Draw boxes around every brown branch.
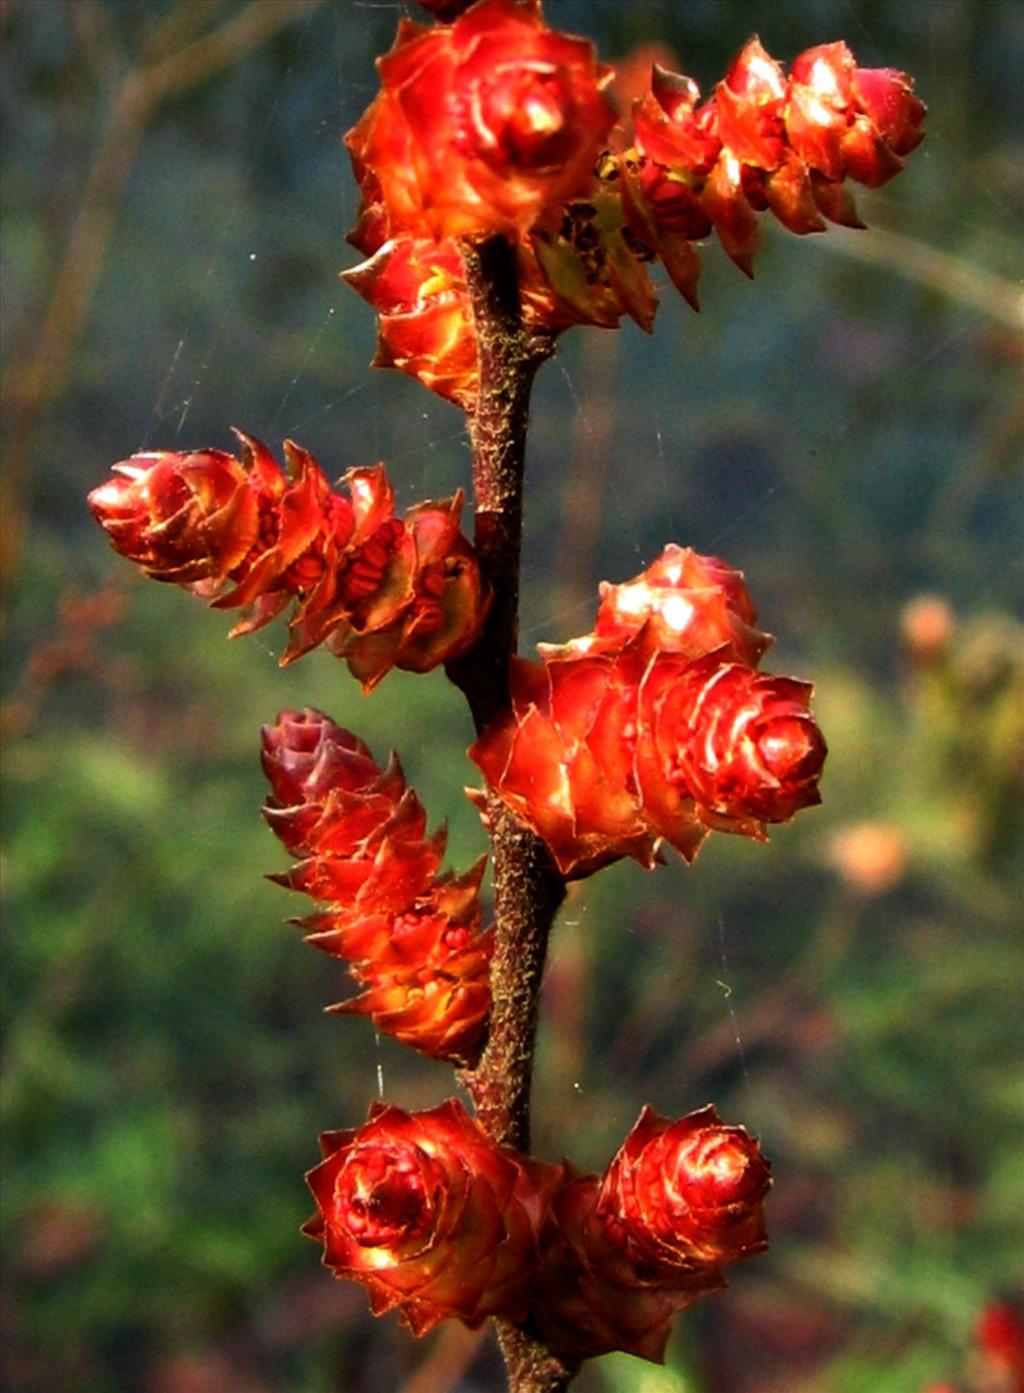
[447,236,574,1393]
[141,0,226,65]
[139,0,324,103]
[446,237,550,735]
[814,220,1024,332]
[396,1322,486,1393]
[492,1327,579,1393]
[0,0,20,38]
[450,234,564,1151]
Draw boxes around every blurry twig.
[556,330,619,622]
[142,0,228,63]
[67,0,126,88]
[0,0,325,592]
[0,581,132,742]
[925,374,1024,545]
[0,885,116,1126]
[605,891,860,1090]
[680,892,861,1085]
[814,222,1024,332]
[397,1322,487,1393]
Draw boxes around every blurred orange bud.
[902,594,955,661]
[977,1299,1024,1385]
[825,821,907,896]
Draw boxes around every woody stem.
[447,236,575,1393]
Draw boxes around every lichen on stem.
[447,235,574,1391]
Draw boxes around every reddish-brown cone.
[304,1099,560,1335]
[343,5,660,397]
[527,1170,720,1363]
[262,709,493,1065]
[599,1105,771,1270]
[343,190,660,410]
[343,238,479,409]
[529,1105,770,1362]
[527,187,660,336]
[622,34,924,293]
[347,0,616,243]
[657,652,826,835]
[541,544,770,665]
[469,546,825,878]
[343,31,921,392]
[89,434,488,688]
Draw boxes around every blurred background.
[2,1,1022,1391]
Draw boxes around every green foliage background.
[2,2,1021,1391]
